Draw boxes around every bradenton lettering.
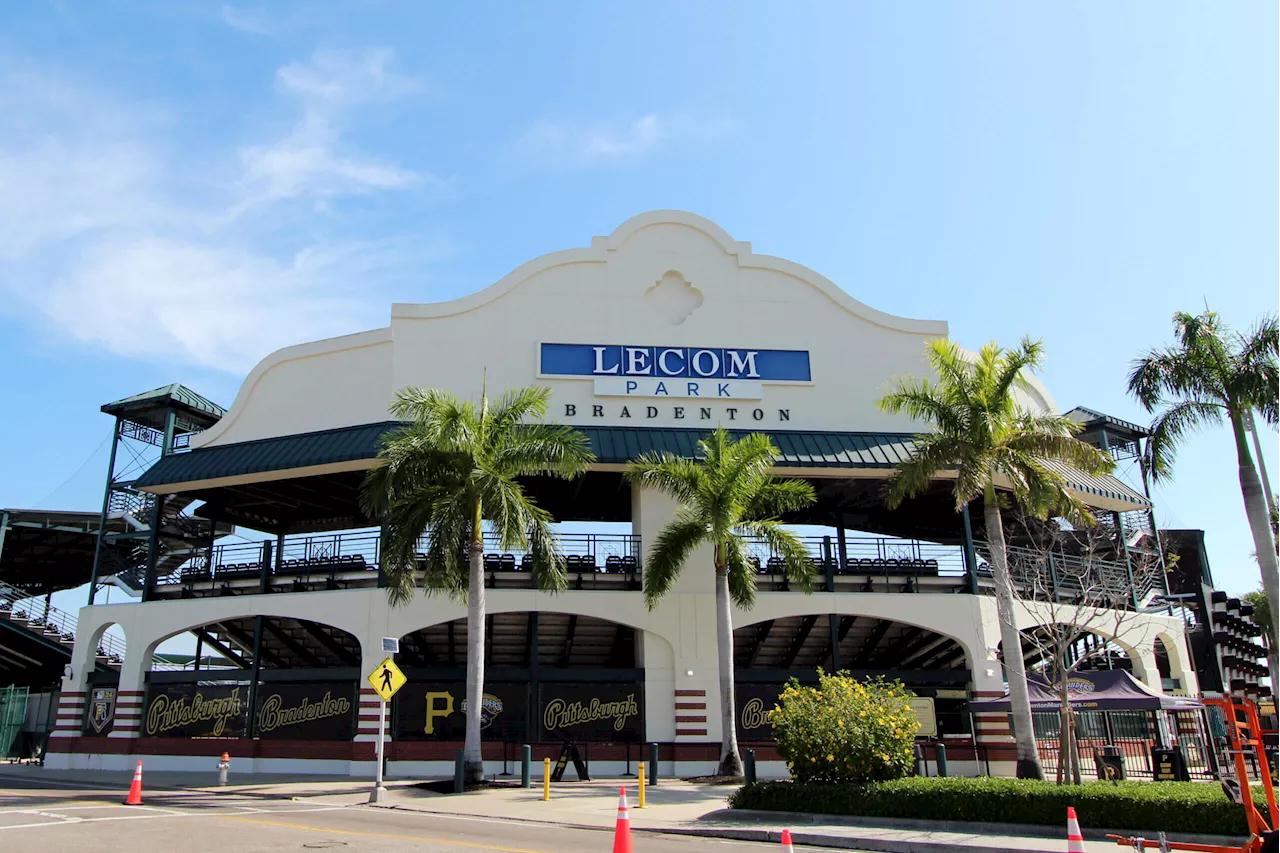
[146,689,244,737]
[257,691,351,733]
[543,694,639,732]
[739,697,769,730]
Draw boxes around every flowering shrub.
[768,670,918,783]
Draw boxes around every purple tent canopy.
[968,670,1202,713]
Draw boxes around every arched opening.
[392,612,644,749]
[733,614,972,741]
[138,617,361,741]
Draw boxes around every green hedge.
[728,777,1266,837]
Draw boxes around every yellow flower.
[837,720,844,727]
[827,754,834,762]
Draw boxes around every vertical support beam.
[836,523,849,575]
[529,612,541,742]
[1048,552,1059,600]
[1114,511,1138,608]
[259,539,275,595]
[822,536,835,593]
[0,511,8,593]
[194,632,202,673]
[376,525,388,588]
[246,616,264,738]
[1137,452,1172,604]
[206,509,218,572]
[89,419,122,606]
[828,613,841,671]
[961,504,980,594]
[141,494,167,602]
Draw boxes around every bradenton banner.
[145,685,247,738]
[256,684,355,740]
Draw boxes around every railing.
[154,529,644,589]
[0,582,181,672]
[1032,709,1215,781]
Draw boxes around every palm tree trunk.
[463,502,486,784]
[714,553,744,777]
[983,494,1045,780]
[1231,412,1280,650]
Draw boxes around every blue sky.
[1,1,1275,616]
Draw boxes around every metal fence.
[1031,709,1215,780]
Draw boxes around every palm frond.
[642,511,707,609]
[491,423,595,479]
[721,535,758,609]
[526,513,568,593]
[744,478,816,520]
[738,520,815,594]
[625,451,702,505]
[1144,399,1224,482]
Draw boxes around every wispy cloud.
[0,50,438,374]
[238,49,428,207]
[512,112,734,167]
[220,4,276,35]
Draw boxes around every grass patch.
[728,777,1266,837]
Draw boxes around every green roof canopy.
[101,384,225,432]
[133,422,1150,510]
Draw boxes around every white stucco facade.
[48,211,1191,778]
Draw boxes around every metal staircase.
[0,581,180,672]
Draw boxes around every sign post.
[366,652,406,804]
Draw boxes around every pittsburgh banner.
[143,684,249,738]
[540,683,643,742]
[735,683,783,741]
[255,683,356,740]
[394,683,528,742]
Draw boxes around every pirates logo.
[462,693,505,729]
[88,687,117,734]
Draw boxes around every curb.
[720,809,1247,848]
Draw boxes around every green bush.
[767,671,917,783]
[728,777,1266,837]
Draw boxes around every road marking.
[0,803,347,832]
[220,815,568,852]
[0,802,117,813]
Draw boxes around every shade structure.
[968,670,1202,713]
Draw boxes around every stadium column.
[356,628,392,776]
[631,484,718,752]
[970,596,1015,772]
[107,633,152,740]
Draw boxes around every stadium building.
[35,210,1210,778]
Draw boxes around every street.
[0,777,784,852]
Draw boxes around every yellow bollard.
[542,757,551,801]
[637,762,646,808]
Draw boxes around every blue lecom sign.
[540,344,811,381]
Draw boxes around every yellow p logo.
[424,691,455,735]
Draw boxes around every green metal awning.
[133,422,1150,510]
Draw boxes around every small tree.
[878,337,1114,779]
[768,671,918,783]
[1004,522,1162,785]
[627,427,817,776]
[360,385,594,783]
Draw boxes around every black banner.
[540,683,643,742]
[394,683,528,741]
[735,683,782,741]
[143,684,249,738]
[255,683,356,740]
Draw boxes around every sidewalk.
[0,765,1244,853]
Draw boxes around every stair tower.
[88,385,227,604]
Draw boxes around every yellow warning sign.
[367,657,406,702]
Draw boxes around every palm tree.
[878,338,1113,780]
[1128,311,1279,650]
[360,384,594,783]
[626,428,817,777]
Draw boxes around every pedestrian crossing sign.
[368,657,406,702]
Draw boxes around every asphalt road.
[0,777,784,852]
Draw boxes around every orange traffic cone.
[780,828,795,851]
[123,760,144,806]
[612,786,633,853]
[1066,806,1086,852]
